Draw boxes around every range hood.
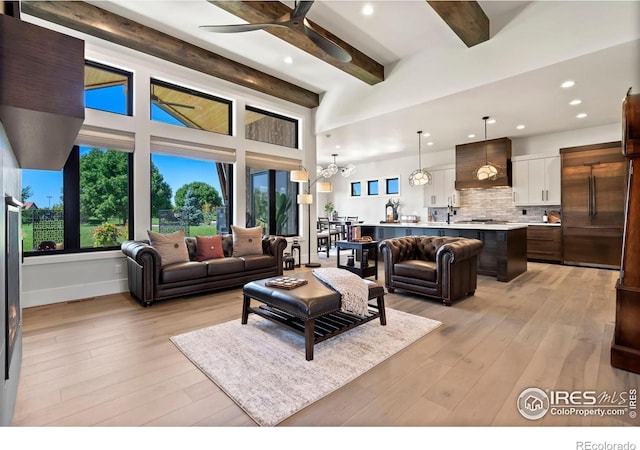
[455,137,512,189]
[0,13,84,170]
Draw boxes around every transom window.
[245,105,298,149]
[84,60,132,116]
[150,78,232,135]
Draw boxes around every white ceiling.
[86,0,640,165]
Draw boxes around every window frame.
[247,168,300,237]
[22,145,134,257]
[84,60,133,116]
[245,105,299,149]
[150,78,233,135]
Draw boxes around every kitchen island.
[360,222,528,282]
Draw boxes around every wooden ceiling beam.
[427,1,489,48]
[208,1,384,86]
[21,1,320,108]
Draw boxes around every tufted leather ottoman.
[242,271,386,360]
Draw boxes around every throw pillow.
[147,229,190,266]
[231,225,263,257]
[195,235,225,261]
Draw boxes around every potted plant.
[324,202,334,217]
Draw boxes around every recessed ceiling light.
[427,142,434,146]
[562,80,575,88]
[576,113,587,119]
[487,119,496,124]
[516,124,525,130]
[422,132,431,137]
[468,134,476,138]
[569,99,582,106]
[284,56,293,64]
[335,145,341,149]
[362,4,374,16]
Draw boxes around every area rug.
[170,308,442,426]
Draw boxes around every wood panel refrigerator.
[560,141,627,268]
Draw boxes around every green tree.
[175,182,222,210]
[21,186,33,202]
[178,189,204,226]
[151,162,172,216]
[80,148,129,223]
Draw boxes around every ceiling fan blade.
[302,19,352,62]
[200,23,283,33]
[151,95,198,110]
[291,1,314,20]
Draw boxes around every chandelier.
[317,153,356,178]
[408,130,432,187]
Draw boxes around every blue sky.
[22,85,222,208]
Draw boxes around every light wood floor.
[12,258,640,427]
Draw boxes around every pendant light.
[474,116,501,181]
[408,130,432,187]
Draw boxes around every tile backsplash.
[428,187,560,223]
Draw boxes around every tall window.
[22,146,133,254]
[247,169,298,236]
[84,60,132,115]
[150,78,232,135]
[245,106,298,149]
[150,153,231,237]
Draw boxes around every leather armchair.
[379,236,483,306]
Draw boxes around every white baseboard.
[22,278,129,309]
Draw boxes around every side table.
[336,240,378,279]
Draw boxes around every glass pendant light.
[409,130,432,187]
[475,116,501,181]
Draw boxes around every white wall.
[20,16,317,308]
[511,123,620,157]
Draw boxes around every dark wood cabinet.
[455,137,512,189]
[612,89,640,374]
[527,225,562,262]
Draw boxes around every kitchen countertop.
[363,222,529,231]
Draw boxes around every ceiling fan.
[200,1,352,63]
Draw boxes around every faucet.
[447,197,452,224]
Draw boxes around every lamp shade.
[409,168,432,186]
[297,193,313,204]
[290,169,309,183]
[317,181,332,192]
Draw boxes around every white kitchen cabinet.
[512,155,561,206]
[423,167,459,207]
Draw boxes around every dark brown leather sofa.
[379,235,484,306]
[121,235,287,307]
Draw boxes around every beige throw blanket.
[313,268,369,317]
